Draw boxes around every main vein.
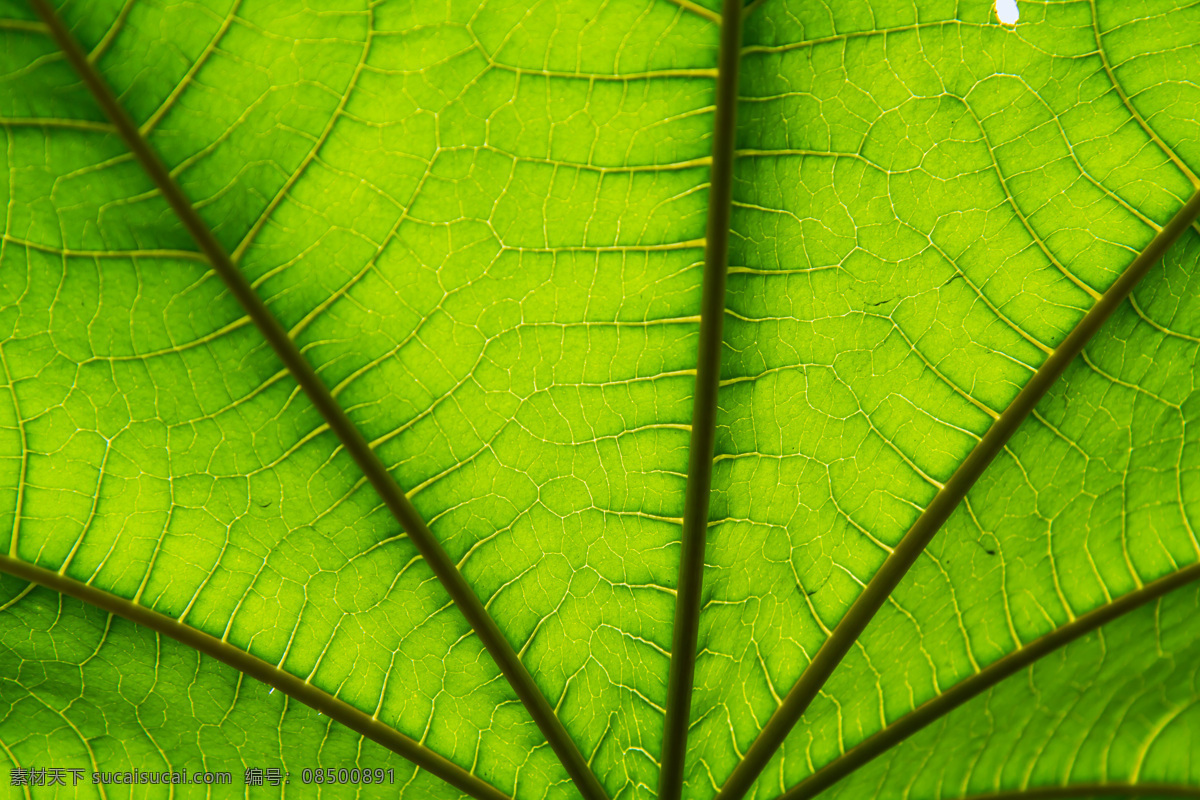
[780,561,1200,800]
[26,2,608,798]
[657,1,744,798]
[0,555,511,800]
[714,185,1200,800]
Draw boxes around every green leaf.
[815,581,1200,800]
[0,575,470,800]
[1,0,1200,799]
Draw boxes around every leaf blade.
[815,581,1200,800]
[24,3,610,795]
[697,2,1200,796]
[781,561,1200,800]
[714,186,1200,800]
[0,555,511,800]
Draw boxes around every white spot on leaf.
[995,0,1019,25]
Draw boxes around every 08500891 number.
[300,768,395,785]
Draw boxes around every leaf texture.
[693,1,1200,797]
[2,0,1200,798]
[815,581,1200,800]
[1,0,722,795]
[0,575,473,800]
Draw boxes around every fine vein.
[657,1,743,798]
[0,555,511,800]
[26,2,608,798]
[780,562,1200,800]
[714,185,1200,800]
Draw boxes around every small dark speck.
[259,500,272,508]
[801,574,831,596]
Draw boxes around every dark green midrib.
[714,186,1200,800]
[26,3,608,800]
[781,561,1200,800]
[657,1,743,799]
[0,555,510,800]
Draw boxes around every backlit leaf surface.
[0,0,1197,798]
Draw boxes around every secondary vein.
[25,2,609,798]
[657,1,744,798]
[712,185,1200,800]
[778,561,1200,800]
[0,555,512,800]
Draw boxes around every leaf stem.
[657,0,744,797]
[0,555,511,800]
[714,185,1200,800]
[780,561,1200,800]
[26,2,608,798]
